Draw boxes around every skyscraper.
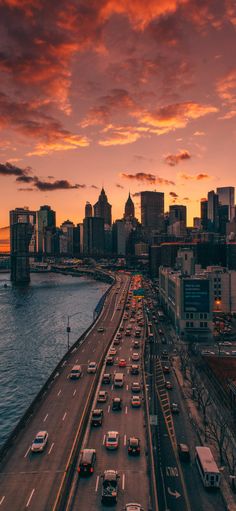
[207,191,219,232]
[85,201,92,218]
[168,205,187,236]
[200,199,208,231]
[83,217,105,256]
[36,205,56,254]
[216,187,235,221]
[124,192,135,220]
[94,188,112,226]
[141,191,164,232]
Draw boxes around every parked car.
[31,431,48,453]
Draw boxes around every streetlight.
[66,311,81,351]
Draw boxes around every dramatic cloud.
[169,191,178,197]
[33,179,86,191]
[217,69,236,105]
[179,172,211,181]
[0,162,31,177]
[164,149,191,166]
[121,172,175,185]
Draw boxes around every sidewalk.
[173,356,236,511]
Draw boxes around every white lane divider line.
[103,435,106,445]
[26,489,35,508]
[122,473,125,490]
[126,384,129,391]
[76,359,78,363]
[125,406,128,415]
[24,447,30,458]
[108,405,110,413]
[61,361,67,367]
[73,390,77,396]
[111,384,114,390]
[124,434,127,446]
[43,413,48,422]
[62,412,67,421]
[0,497,5,506]
[95,476,99,493]
[48,442,54,455]
[57,389,61,397]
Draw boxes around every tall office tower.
[168,205,187,236]
[85,201,92,218]
[83,217,105,256]
[124,192,135,220]
[112,220,126,256]
[60,220,75,255]
[200,199,208,231]
[36,205,56,254]
[216,187,235,221]
[93,188,112,226]
[207,191,219,232]
[10,207,35,283]
[219,205,229,235]
[141,191,164,232]
[193,217,201,229]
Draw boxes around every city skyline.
[0,1,236,232]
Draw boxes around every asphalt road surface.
[0,273,130,511]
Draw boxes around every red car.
[118,358,127,367]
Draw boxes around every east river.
[0,272,109,446]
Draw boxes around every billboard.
[183,280,209,313]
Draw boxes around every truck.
[101,470,119,504]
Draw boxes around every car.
[113,337,121,345]
[120,324,124,331]
[101,470,119,504]
[165,380,173,390]
[131,395,141,408]
[127,437,140,456]
[87,361,97,374]
[178,443,190,462]
[119,358,127,367]
[91,409,103,426]
[171,402,180,414]
[161,350,168,359]
[132,352,140,361]
[105,431,119,450]
[125,329,131,336]
[97,390,108,403]
[97,326,105,332]
[123,504,144,511]
[158,329,163,335]
[116,332,122,339]
[31,431,48,452]
[133,340,140,349]
[163,364,171,373]
[78,448,96,476]
[106,356,114,366]
[69,365,82,379]
[112,397,122,411]
[130,364,140,375]
[102,373,111,384]
[109,347,117,356]
[131,382,141,393]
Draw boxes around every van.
[69,365,82,379]
[114,373,124,388]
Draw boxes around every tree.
[223,437,236,492]
[206,413,228,465]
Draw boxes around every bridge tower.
[10,208,35,283]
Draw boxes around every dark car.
[91,409,103,426]
[128,437,140,456]
[102,373,111,384]
[112,397,122,411]
[101,470,119,504]
[106,356,114,366]
[178,443,190,461]
[78,448,96,476]
[130,364,140,375]
[161,350,168,360]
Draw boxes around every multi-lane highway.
[68,279,150,510]
[0,273,130,511]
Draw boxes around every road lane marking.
[0,497,5,506]
[57,389,61,397]
[125,406,128,414]
[61,361,67,367]
[111,384,114,390]
[24,447,30,458]
[126,384,129,390]
[62,412,67,421]
[76,359,78,363]
[82,348,85,352]
[124,435,127,446]
[108,405,110,413]
[103,435,106,445]
[26,489,35,508]
[73,390,77,396]
[95,476,99,493]
[122,473,125,490]
[43,413,48,422]
[48,442,54,455]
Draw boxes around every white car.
[132,352,140,361]
[109,348,117,356]
[31,431,48,452]
[124,505,144,511]
[105,431,119,450]
[87,362,97,374]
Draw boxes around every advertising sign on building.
[184,279,209,313]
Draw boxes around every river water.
[0,272,109,446]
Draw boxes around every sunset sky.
[0,0,236,244]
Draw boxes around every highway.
[68,278,150,510]
[0,273,130,511]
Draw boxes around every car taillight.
[90,467,94,473]
[77,467,80,473]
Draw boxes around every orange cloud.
[179,172,211,181]
[217,69,236,105]
[120,172,175,185]
[164,149,191,166]
[99,130,141,146]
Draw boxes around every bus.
[157,310,165,321]
[195,446,221,489]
